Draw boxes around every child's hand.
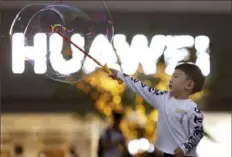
[108,72,117,80]
[101,65,123,84]
[174,147,185,157]
[107,68,123,84]
[108,72,123,84]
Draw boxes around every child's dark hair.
[175,63,205,94]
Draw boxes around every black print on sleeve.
[194,115,203,123]
[184,128,203,152]
[154,89,168,95]
[123,73,129,77]
[148,87,168,95]
[185,136,196,149]
[141,82,147,88]
[154,89,161,95]
[194,106,201,113]
[149,87,155,92]
[184,143,191,151]
[123,74,168,96]
[130,77,139,83]
[182,108,204,153]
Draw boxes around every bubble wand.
[51,28,122,84]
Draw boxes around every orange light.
[113,95,121,104]
[103,107,112,116]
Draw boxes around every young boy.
[109,63,205,157]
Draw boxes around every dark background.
[1,10,232,112]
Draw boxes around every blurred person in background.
[97,111,129,157]
[69,146,80,157]
[14,145,24,157]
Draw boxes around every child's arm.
[178,106,204,155]
[110,70,168,110]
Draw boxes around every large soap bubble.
[10,1,114,83]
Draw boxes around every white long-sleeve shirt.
[116,72,204,156]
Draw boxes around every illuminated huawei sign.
[11,33,210,76]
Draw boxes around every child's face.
[169,69,194,94]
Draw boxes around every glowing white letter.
[12,33,47,74]
[164,35,194,75]
[83,34,118,74]
[195,36,210,76]
[49,33,85,75]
